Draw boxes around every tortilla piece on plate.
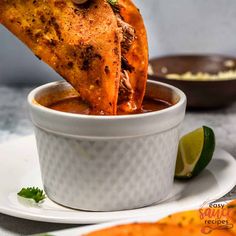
[85,222,233,236]
[86,200,236,235]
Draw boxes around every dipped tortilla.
[0,0,148,115]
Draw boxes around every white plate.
[0,136,235,224]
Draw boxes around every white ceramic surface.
[28,81,186,211]
[0,136,235,224]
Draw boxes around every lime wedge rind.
[191,126,215,177]
[175,126,215,179]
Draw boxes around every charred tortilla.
[117,0,148,111]
[0,0,148,115]
[86,200,236,235]
[85,222,233,236]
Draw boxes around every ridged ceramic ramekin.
[28,80,186,211]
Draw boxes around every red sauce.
[47,97,172,115]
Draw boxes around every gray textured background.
[1,0,236,85]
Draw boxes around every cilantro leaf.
[17,187,46,203]
[107,0,118,6]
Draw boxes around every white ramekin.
[28,80,186,211]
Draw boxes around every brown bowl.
[149,54,236,109]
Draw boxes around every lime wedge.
[175,126,215,179]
